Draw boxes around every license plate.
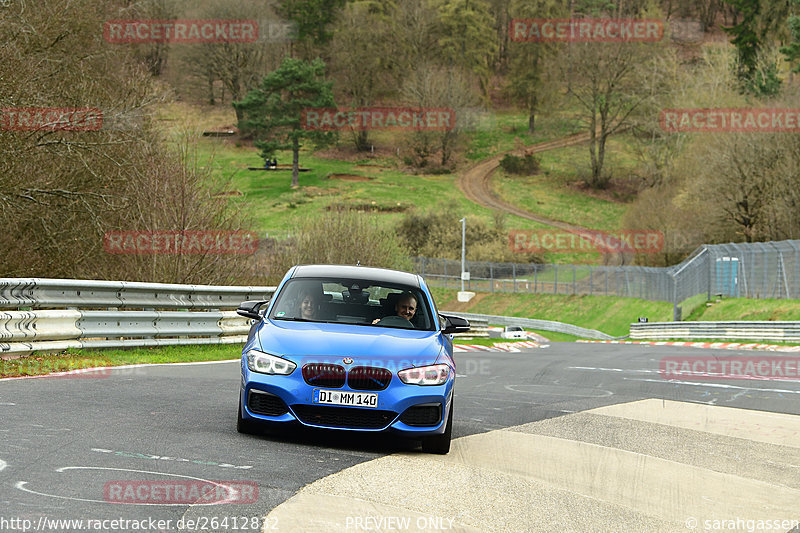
[313,389,378,408]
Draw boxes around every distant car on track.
[236,264,470,454]
[501,326,527,339]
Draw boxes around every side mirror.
[440,314,470,334]
[237,299,270,320]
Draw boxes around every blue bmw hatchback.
[236,264,470,454]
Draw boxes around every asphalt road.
[1,344,798,533]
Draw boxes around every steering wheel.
[376,315,414,328]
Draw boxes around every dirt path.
[457,131,594,232]
[457,131,632,265]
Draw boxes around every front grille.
[303,364,346,388]
[292,405,397,429]
[399,404,442,427]
[347,366,392,391]
[248,390,289,416]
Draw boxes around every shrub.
[500,154,541,175]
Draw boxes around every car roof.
[291,264,421,288]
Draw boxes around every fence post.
[793,241,800,299]
[513,263,517,292]
[490,264,494,293]
[672,273,681,321]
[707,246,712,301]
[572,265,576,295]
[554,264,558,295]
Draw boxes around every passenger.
[297,288,319,320]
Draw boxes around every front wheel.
[421,402,453,454]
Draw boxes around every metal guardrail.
[1,309,254,356]
[444,311,613,340]
[0,278,275,356]
[630,321,800,342]
[0,278,276,310]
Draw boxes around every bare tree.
[329,1,399,151]
[561,34,672,188]
[0,0,255,283]
[402,64,480,167]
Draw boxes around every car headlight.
[246,350,296,375]
[398,364,450,386]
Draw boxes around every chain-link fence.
[413,240,800,320]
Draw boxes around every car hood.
[257,319,443,364]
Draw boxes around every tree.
[506,0,565,133]
[275,0,346,57]
[176,0,287,119]
[561,38,672,188]
[119,0,178,76]
[0,0,252,283]
[402,65,480,167]
[329,1,399,151]
[781,0,800,74]
[234,57,336,188]
[433,0,499,98]
[689,133,785,242]
[723,0,790,95]
[392,0,440,71]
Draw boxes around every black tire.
[422,402,453,454]
[237,394,259,435]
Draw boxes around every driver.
[394,293,417,322]
[373,292,417,324]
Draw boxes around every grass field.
[157,103,631,255]
[465,111,581,161]
[431,287,673,337]
[0,344,240,379]
[686,297,800,321]
[494,141,635,232]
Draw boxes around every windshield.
[268,277,435,331]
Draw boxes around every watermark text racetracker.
[509,229,664,254]
[103,231,258,255]
[660,108,800,132]
[301,107,455,132]
[1,108,103,132]
[104,480,258,504]
[661,356,800,381]
[103,19,258,43]
[510,18,663,42]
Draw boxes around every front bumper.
[240,363,453,436]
